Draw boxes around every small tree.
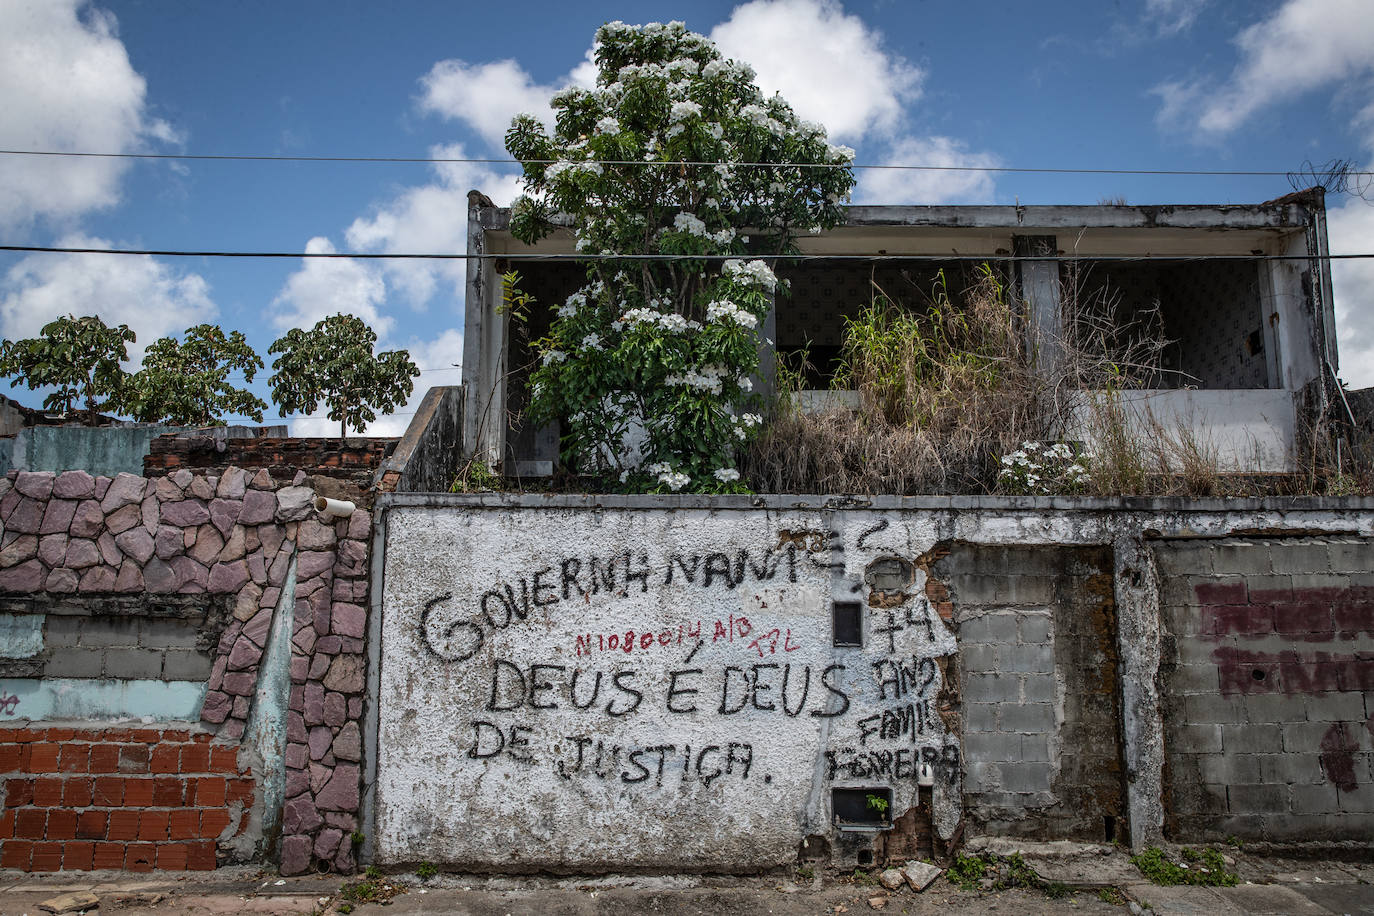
[268,314,419,437]
[505,20,855,492]
[125,324,268,426]
[0,314,135,423]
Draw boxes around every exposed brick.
[150,744,180,774]
[153,776,185,807]
[180,744,210,773]
[63,840,94,870]
[123,778,155,807]
[124,841,157,872]
[27,743,60,772]
[33,776,63,806]
[30,841,63,871]
[44,728,75,741]
[47,811,79,842]
[157,842,189,871]
[93,841,125,869]
[0,810,12,838]
[58,744,90,774]
[209,745,239,774]
[0,743,21,773]
[168,808,199,840]
[130,728,164,744]
[200,808,232,839]
[107,809,139,842]
[186,839,217,870]
[76,810,107,840]
[1,838,32,869]
[89,744,121,773]
[138,810,169,842]
[119,743,151,773]
[62,778,92,808]
[5,777,33,806]
[93,775,124,806]
[226,778,253,806]
[193,776,226,807]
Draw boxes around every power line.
[2,244,1371,263]
[2,147,1370,178]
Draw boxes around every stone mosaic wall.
[0,468,372,875]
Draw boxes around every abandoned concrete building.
[0,190,1371,877]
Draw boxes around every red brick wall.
[0,725,253,872]
[144,436,394,486]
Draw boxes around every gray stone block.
[977,612,1019,642]
[1227,782,1288,814]
[1153,540,1214,577]
[1289,782,1339,814]
[162,648,211,680]
[42,615,83,648]
[1001,702,1056,733]
[999,762,1053,793]
[1211,541,1271,576]
[1017,612,1052,644]
[1021,674,1057,704]
[1304,692,1367,722]
[78,617,140,647]
[1327,539,1373,574]
[963,672,1017,704]
[963,761,1001,791]
[997,575,1054,607]
[1184,693,1247,725]
[1221,723,1283,754]
[963,732,1019,760]
[1287,572,1349,593]
[1019,735,1052,762]
[950,573,1003,605]
[1282,721,1339,753]
[1201,752,1261,784]
[139,617,200,649]
[1170,722,1223,754]
[1337,783,1374,813]
[1242,693,1309,725]
[102,647,164,679]
[1005,644,1054,675]
[1259,752,1325,786]
[1168,664,1220,694]
[1269,543,1337,575]
[43,647,103,678]
[963,702,1000,734]
[959,644,997,674]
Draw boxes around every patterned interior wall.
[1066,260,1268,390]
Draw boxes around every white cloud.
[1154,0,1374,137]
[0,0,176,233]
[344,144,522,309]
[288,327,464,437]
[1328,197,1374,389]
[854,136,999,205]
[710,0,922,142]
[418,58,559,148]
[269,237,390,336]
[0,234,215,364]
[1143,0,1207,37]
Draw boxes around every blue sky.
[2,0,1372,433]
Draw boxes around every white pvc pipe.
[313,496,356,518]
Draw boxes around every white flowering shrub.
[997,441,1093,495]
[505,20,855,493]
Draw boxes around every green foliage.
[364,865,382,880]
[506,20,855,492]
[946,853,989,890]
[864,793,889,818]
[1130,846,1238,887]
[415,861,437,881]
[124,324,267,426]
[350,830,365,846]
[268,314,419,437]
[451,458,502,492]
[0,314,135,422]
[1098,886,1128,905]
[337,904,353,915]
[795,864,814,882]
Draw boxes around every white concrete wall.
[376,506,960,870]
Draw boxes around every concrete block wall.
[0,467,375,874]
[936,544,1125,840]
[0,725,251,871]
[1157,536,1374,841]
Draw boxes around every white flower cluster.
[559,291,587,318]
[672,212,735,245]
[621,308,700,333]
[723,259,778,292]
[669,100,702,122]
[706,299,758,329]
[646,462,690,491]
[581,333,602,350]
[827,143,856,162]
[542,349,567,366]
[998,441,1091,495]
[713,468,740,483]
[595,116,620,134]
[739,103,788,136]
[665,364,729,394]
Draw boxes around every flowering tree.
[505,20,855,492]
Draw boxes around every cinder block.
[1168,664,1220,694]
[42,616,83,648]
[997,576,1054,607]
[78,618,140,648]
[1221,723,1283,755]
[1203,753,1261,784]
[959,644,997,674]
[999,762,1053,793]
[1005,644,1054,675]
[1019,735,1052,762]
[1183,693,1247,725]
[1290,782,1339,814]
[1227,782,1288,814]
[1017,612,1052,644]
[162,649,211,681]
[981,612,1019,642]
[138,618,199,649]
[1021,674,1058,704]
[1242,693,1309,726]
[1259,752,1325,786]
[963,732,1019,760]
[963,702,1000,733]
[956,615,993,642]
[1286,573,1349,594]
[950,573,1004,605]
[42,648,103,679]
[1153,540,1215,577]
[1337,783,1374,813]
[102,648,164,679]
[1173,638,1224,667]
[1282,721,1339,753]
[1210,541,1271,577]
[1304,692,1367,723]
[1170,723,1223,754]
[963,761,1001,791]
[1001,702,1056,733]
[964,673,1017,704]
[1327,540,1373,574]
[1270,543,1338,575]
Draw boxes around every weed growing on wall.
[1130,846,1238,887]
[505,20,855,493]
[997,441,1092,495]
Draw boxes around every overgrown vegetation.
[945,852,1072,898]
[1130,846,1238,887]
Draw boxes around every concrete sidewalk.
[0,853,1369,916]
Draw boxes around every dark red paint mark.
[1319,723,1359,792]
[1212,647,1374,696]
[1198,584,1373,640]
